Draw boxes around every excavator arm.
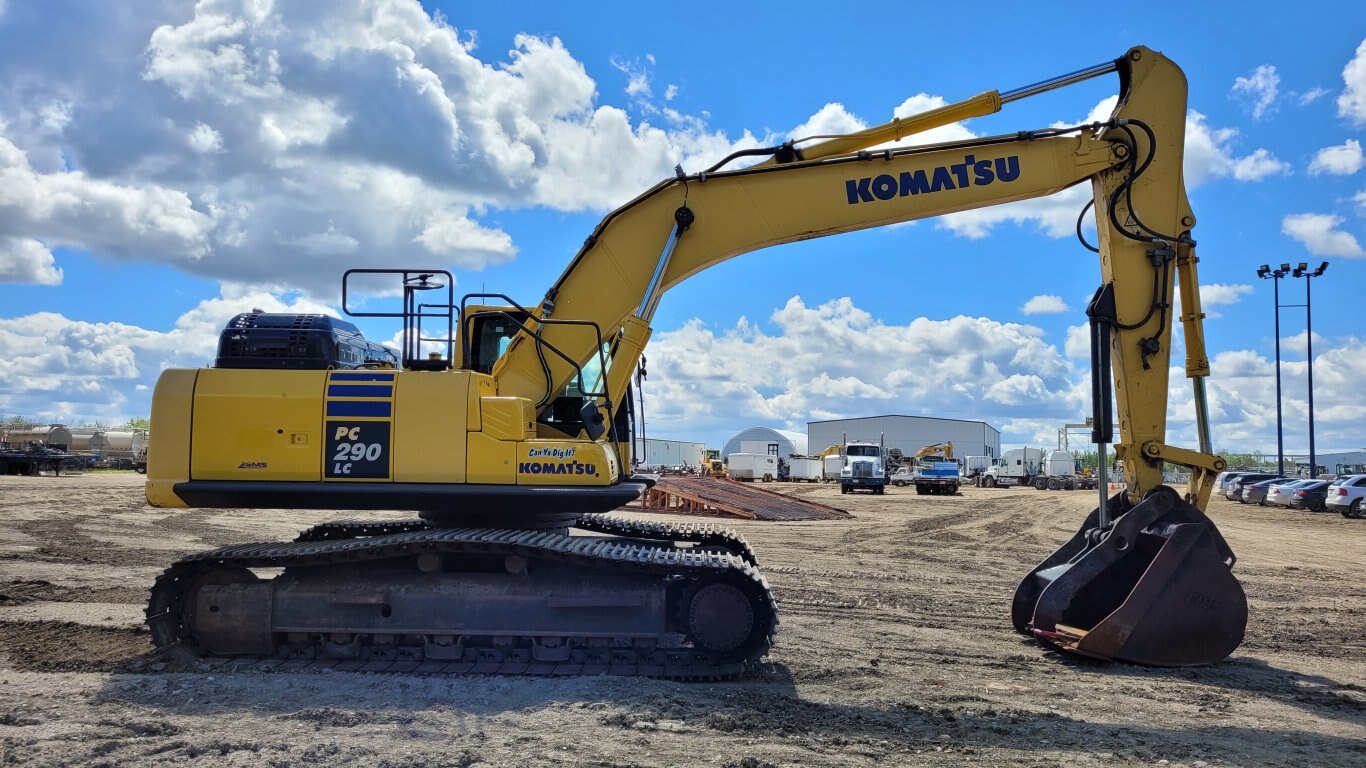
[494,46,1217,507]
[488,46,1247,665]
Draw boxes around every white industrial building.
[807,415,1001,460]
[721,427,808,460]
[637,438,707,470]
[1285,449,1366,476]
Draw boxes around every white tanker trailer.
[0,424,74,450]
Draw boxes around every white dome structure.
[721,427,808,460]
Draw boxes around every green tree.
[1213,448,1272,471]
[121,416,151,430]
[1071,449,1099,471]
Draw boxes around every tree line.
[1,414,150,431]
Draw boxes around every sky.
[0,0,1363,457]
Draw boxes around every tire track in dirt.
[12,519,172,566]
[0,580,147,606]
[0,620,154,672]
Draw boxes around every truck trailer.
[781,456,822,482]
[727,453,778,482]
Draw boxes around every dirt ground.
[0,474,1362,767]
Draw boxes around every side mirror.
[580,400,606,441]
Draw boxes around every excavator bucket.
[1012,486,1246,666]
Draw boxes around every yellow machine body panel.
[146,369,197,508]
[479,397,536,442]
[391,371,468,484]
[168,367,623,491]
[515,441,615,486]
[191,369,325,481]
[465,431,518,485]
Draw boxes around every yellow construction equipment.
[701,448,726,478]
[145,46,1244,674]
[914,441,954,462]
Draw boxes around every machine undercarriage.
[146,515,776,679]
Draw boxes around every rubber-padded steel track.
[148,517,775,680]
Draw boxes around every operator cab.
[338,269,630,445]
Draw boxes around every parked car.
[1240,475,1289,505]
[1325,474,1366,518]
[1240,477,1290,505]
[1217,471,1259,498]
[1225,473,1281,502]
[1287,480,1331,512]
[1264,479,1313,507]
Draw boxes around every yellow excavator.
[915,441,954,462]
[145,46,1245,674]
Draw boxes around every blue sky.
[0,0,1363,456]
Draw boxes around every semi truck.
[1032,450,1098,491]
[980,448,1045,488]
[839,439,885,495]
[980,448,1096,490]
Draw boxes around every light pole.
[1256,263,1291,475]
[1292,261,1328,478]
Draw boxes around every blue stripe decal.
[326,384,393,398]
[326,400,393,418]
[329,372,396,381]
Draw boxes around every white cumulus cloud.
[1183,111,1289,186]
[1230,64,1280,119]
[0,237,62,285]
[1281,213,1365,258]
[1338,37,1366,126]
[639,295,1079,442]
[0,2,763,294]
[1308,139,1364,175]
[0,132,214,271]
[1021,295,1069,315]
[789,103,866,140]
[0,283,336,423]
[1173,282,1253,320]
[187,122,225,154]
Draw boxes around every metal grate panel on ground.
[638,476,851,521]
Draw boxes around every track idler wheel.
[681,576,772,659]
[1012,486,1247,666]
[148,566,264,661]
